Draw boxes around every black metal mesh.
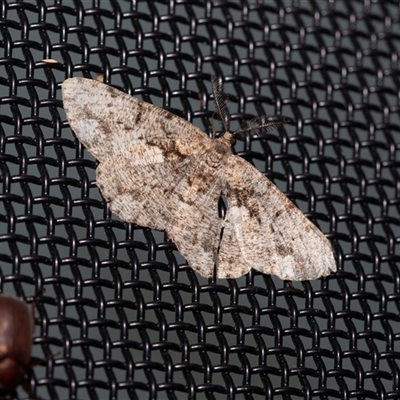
[0,1,399,399]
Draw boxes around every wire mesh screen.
[0,0,399,399]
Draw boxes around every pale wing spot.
[71,119,100,143]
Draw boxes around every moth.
[62,77,336,280]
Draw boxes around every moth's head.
[219,130,235,146]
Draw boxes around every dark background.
[0,1,399,399]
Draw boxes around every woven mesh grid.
[0,0,399,399]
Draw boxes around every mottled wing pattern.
[62,78,209,162]
[62,78,212,232]
[218,155,336,280]
[95,157,193,231]
[63,78,336,281]
[165,152,225,277]
[96,151,224,277]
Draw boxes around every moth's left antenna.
[211,75,231,134]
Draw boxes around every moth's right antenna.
[233,115,293,137]
[211,75,230,135]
